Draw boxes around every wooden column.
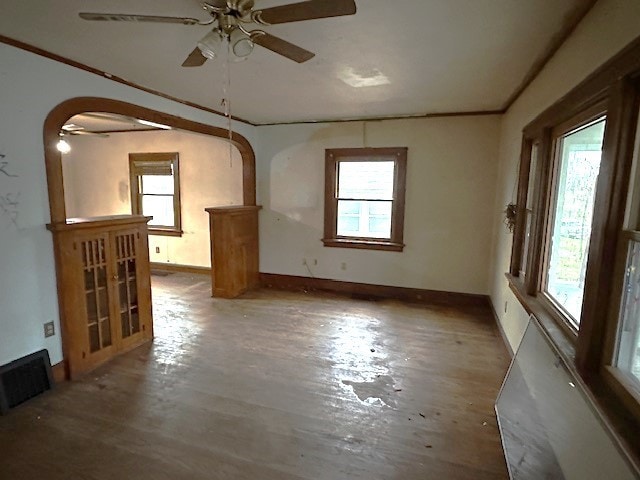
[205,206,261,298]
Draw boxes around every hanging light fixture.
[229,28,254,60]
[56,133,71,154]
[197,29,223,59]
[196,6,258,64]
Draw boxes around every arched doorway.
[43,96,256,223]
[44,97,257,379]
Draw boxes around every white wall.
[62,130,243,268]
[489,0,640,350]
[0,42,257,366]
[256,116,501,294]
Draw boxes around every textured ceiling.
[0,0,589,124]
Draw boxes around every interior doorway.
[43,97,257,379]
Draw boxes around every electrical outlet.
[44,321,55,338]
[155,246,160,254]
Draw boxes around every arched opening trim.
[43,96,256,223]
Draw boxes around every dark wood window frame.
[129,152,182,237]
[508,37,640,469]
[323,147,407,252]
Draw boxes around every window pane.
[615,240,640,383]
[545,117,606,324]
[338,161,394,200]
[337,200,362,236]
[369,216,391,235]
[526,143,539,210]
[142,194,175,227]
[520,210,532,277]
[337,215,360,234]
[368,201,392,236]
[339,200,361,215]
[141,174,174,195]
[337,200,391,238]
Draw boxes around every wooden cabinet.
[47,215,153,379]
[205,206,261,298]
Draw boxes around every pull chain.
[221,36,233,168]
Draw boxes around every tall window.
[616,240,640,384]
[129,152,182,236]
[323,148,407,252]
[544,116,606,325]
[607,104,640,400]
[507,37,640,464]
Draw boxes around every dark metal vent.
[0,349,53,415]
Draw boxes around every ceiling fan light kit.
[229,28,254,59]
[197,30,223,59]
[56,136,71,154]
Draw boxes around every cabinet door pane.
[81,237,112,353]
[115,233,140,339]
[129,277,138,309]
[121,312,131,338]
[131,307,140,334]
[88,324,100,353]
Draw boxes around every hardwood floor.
[0,273,510,479]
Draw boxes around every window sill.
[506,273,640,471]
[322,238,404,252]
[149,228,183,237]
[505,273,577,366]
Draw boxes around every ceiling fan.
[57,122,110,154]
[61,124,109,138]
[79,0,357,67]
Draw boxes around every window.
[323,148,407,251]
[507,37,640,464]
[615,239,640,384]
[129,152,182,236]
[512,140,539,280]
[605,105,640,410]
[543,116,606,326]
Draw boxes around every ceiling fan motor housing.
[230,0,255,15]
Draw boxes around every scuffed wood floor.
[0,273,510,479]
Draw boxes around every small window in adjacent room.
[129,152,182,236]
[323,147,407,251]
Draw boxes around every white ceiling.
[0,0,589,124]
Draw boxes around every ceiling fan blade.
[79,12,203,25]
[182,47,208,67]
[256,0,356,25]
[252,33,315,63]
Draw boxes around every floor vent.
[0,350,53,415]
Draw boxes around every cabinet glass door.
[81,237,112,353]
[115,232,140,338]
